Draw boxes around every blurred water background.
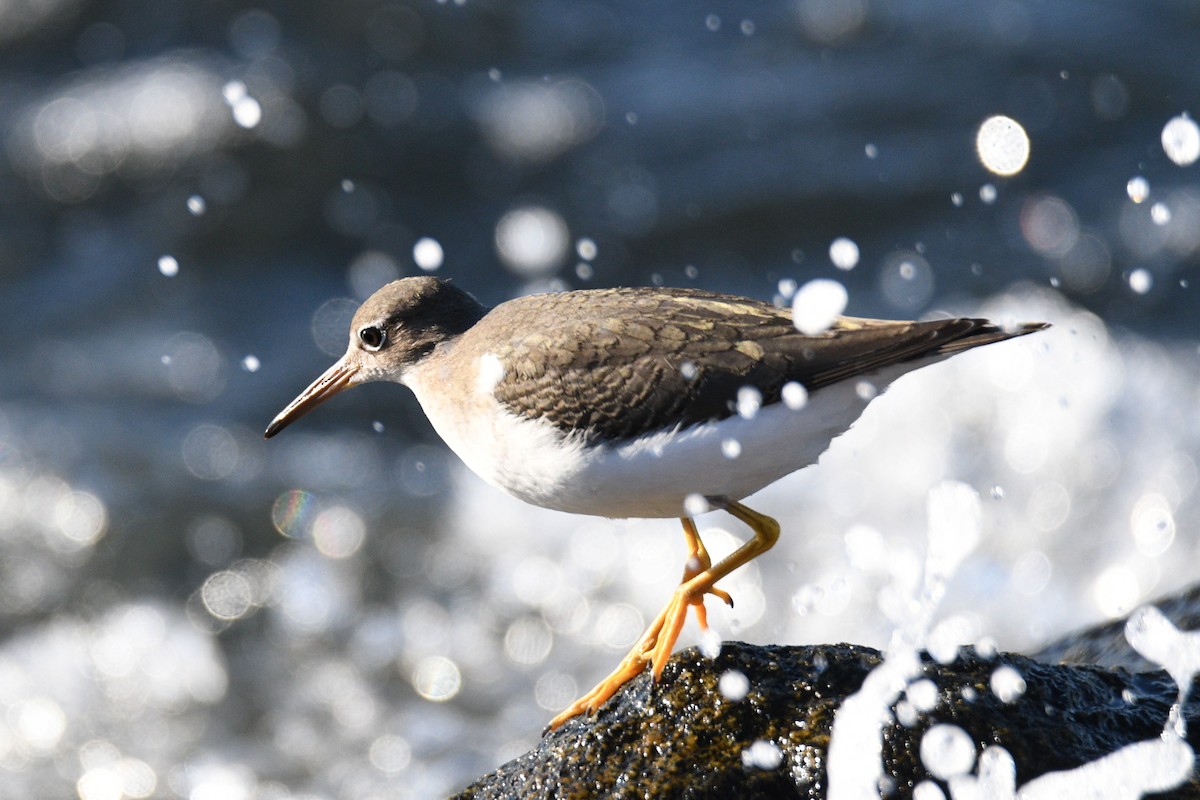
[2,1,1200,797]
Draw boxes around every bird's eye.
[359,326,386,350]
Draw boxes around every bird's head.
[264,276,486,438]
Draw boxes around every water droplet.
[312,506,366,559]
[919,724,976,780]
[233,97,262,128]
[495,206,569,277]
[990,665,1026,702]
[906,679,939,712]
[503,616,553,665]
[1131,492,1175,557]
[240,355,260,372]
[53,490,107,547]
[782,381,808,410]
[792,278,848,335]
[1129,268,1153,294]
[595,603,644,648]
[855,380,877,401]
[1126,176,1150,203]
[976,115,1030,176]
[913,780,946,800]
[576,238,597,260]
[181,424,239,481]
[413,237,444,271]
[742,740,783,770]
[534,671,578,712]
[1161,113,1200,166]
[951,192,964,207]
[1093,563,1140,618]
[201,570,254,620]
[1020,194,1079,257]
[880,251,935,310]
[719,669,750,700]
[979,183,998,204]
[829,237,860,270]
[410,655,462,701]
[736,385,762,419]
[157,255,179,277]
[683,493,710,517]
[368,734,412,774]
[1150,202,1172,226]
[698,628,722,659]
[895,699,920,728]
[271,489,318,538]
[77,767,123,800]
[220,81,245,109]
[115,757,157,798]
[721,438,742,459]
[187,195,207,215]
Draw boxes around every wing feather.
[477,287,1044,443]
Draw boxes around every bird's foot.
[544,582,715,731]
[545,506,778,732]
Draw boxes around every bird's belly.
[411,359,928,520]
[549,380,874,518]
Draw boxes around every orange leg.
[680,516,735,628]
[546,499,780,730]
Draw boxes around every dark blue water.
[1,1,1198,796]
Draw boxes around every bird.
[264,276,1047,729]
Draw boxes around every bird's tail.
[934,320,1050,356]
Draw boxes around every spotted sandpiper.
[265,276,1047,728]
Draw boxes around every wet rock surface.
[1033,583,1200,673]
[452,640,1200,799]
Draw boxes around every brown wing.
[482,287,1045,443]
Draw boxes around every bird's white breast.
[401,352,593,509]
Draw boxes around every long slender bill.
[264,358,359,438]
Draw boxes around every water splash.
[827,482,982,799]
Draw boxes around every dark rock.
[451,641,1200,800]
[1033,583,1200,672]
